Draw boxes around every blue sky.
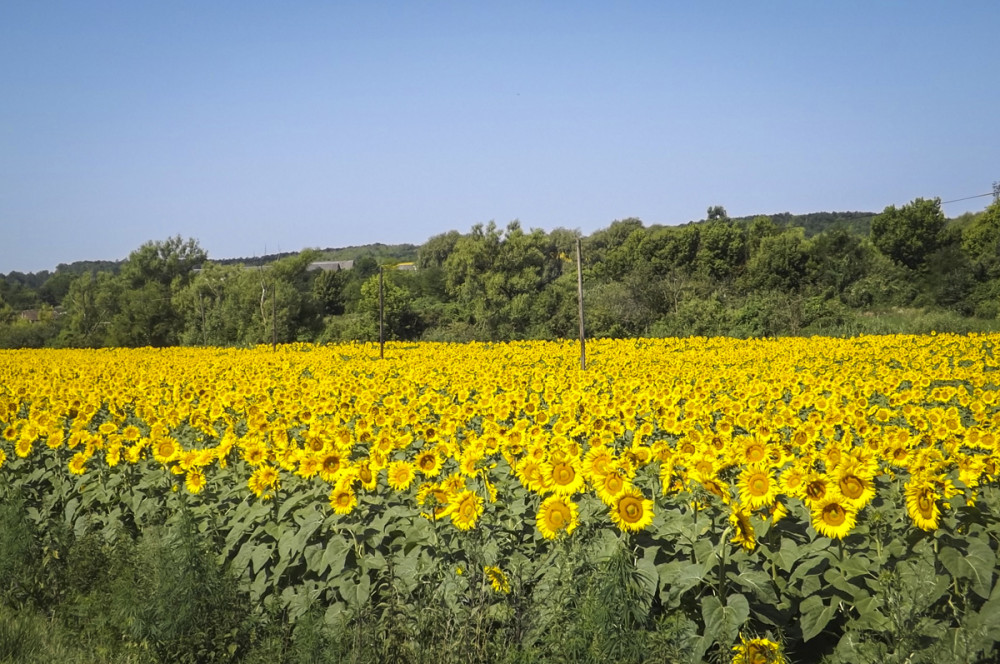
[2,2,998,273]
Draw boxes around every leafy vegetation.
[2,198,1000,348]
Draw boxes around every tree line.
[2,197,999,349]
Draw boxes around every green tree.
[743,230,808,293]
[707,205,728,221]
[58,271,122,347]
[100,237,206,347]
[583,218,644,281]
[746,215,779,262]
[0,294,13,324]
[417,231,462,269]
[962,200,1000,278]
[805,229,871,297]
[870,198,946,270]
[359,271,420,341]
[175,251,324,346]
[695,220,746,282]
[311,268,348,316]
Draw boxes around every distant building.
[17,308,62,323]
[307,260,355,272]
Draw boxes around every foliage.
[1,196,999,347]
[870,198,947,271]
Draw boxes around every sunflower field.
[2,335,1000,663]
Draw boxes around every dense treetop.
[2,200,999,348]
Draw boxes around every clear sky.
[2,2,998,274]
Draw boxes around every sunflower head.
[738,463,776,510]
[549,460,584,495]
[728,505,757,552]
[610,488,654,533]
[905,479,941,531]
[732,634,786,664]
[386,460,417,492]
[536,495,579,539]
[329,483,358,515]
[596,467,630,505]
[450,489,484,530]
[185,470,206,494]
[483,566,511,594]
[810,495,857,540]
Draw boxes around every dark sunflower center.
[840,475,863,499]
[822,503,846,526]
[553,464,574,485]
[806,480,826,501]
[749,475,769,496]
[548,505,569,528]
[619,497,643,522]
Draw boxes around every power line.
[940,192,994,205]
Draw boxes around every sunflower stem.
[717,525,731,602]
[692,499,700,565]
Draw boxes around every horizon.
[4,206,893,275]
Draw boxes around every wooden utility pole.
[576,238,586,370]
[199,293,208,346]
[272,279,277,351]
[379,266,385,360]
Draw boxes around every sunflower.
[810,495,857,540]
[595,466,630,506]
[417,483,454,520]
[459,448,483,477]
[46,429,65,450]
[68,451,89,475]
[610,487,655,533]
[450,489,483,530]
[779,465,807,500]
[0,448,5,468]
[185,470,206,494]
[742,437,769,465]
[536,495,579,539]
[105,443,122,467]
[416,449,443,477]
[14,437,32,458]
[834,462,876,508]
[124,443,143,464]
[729,505,756,552]
[318,450,346,482]
[356,459,378,491]
[582,446,615,478]
[693,472,732,504]
[904,479,941,531]
[242,442,268,466]
[517,459,553,493]
[386,460,417,492]
[738,463,776,510]
[549,459,584,496]
[152,437,178,464]
[802,473,831,507]
[296,455,322,479]
[483,566,511,594]
[329,483,358,515]
[248,465,280,500]
[732,635,786,664]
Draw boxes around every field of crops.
[2,336,1000,663]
